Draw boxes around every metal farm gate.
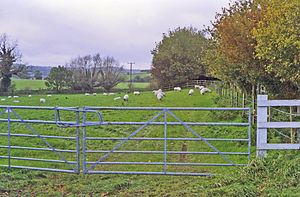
[0,106,251,176]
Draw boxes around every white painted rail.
[257,95,300,158]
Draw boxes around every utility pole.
[128,62,135,91]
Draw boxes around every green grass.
[0,89,299,196]
[12,79,150,91]
[12,79,47,90]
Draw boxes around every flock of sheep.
[0,85,211,104]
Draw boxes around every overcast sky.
[0,0,230,69]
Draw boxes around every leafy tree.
[45,66,72,92]
[34,70,43,80]
[0,33,22,92]
[253,0,300,88]
[151,27,208,87]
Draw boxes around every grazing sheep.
[7,96,12,98]
[93,93,97,96]
[174,87,181,91]
[199,86,205,90]
[13,100,19,103]
[133,91,140,95]
[194,85,201,89]
[108,93,115,96]
[47,94,52,97]
[188,89,194,96]
[1,98,6,101]
[28,95,32,97]
[85,93,90,96]
[123,94,129,102]
[156,92,165,101]
[13,96,19,98]
[200,87,211,95]
[103,93,108,96]
[114,97,121,101]
[153,89,162,96]
[40,98,46,103]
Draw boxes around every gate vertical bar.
[257,95,268,158]
[7,107,11,170]
[82,108,87,173]
[247,109,252,162]
[76,109,80,174]
[163,110,167,174]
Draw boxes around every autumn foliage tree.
[151,27,208,87]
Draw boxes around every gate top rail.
[84,106,250,111]
[0,105,79,110]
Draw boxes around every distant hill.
[27,65,52,78]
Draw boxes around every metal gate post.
[82,108,87,174]
[7,107,11,170]
[76,109,80,174]
[163,109,167,174]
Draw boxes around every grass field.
[0,89,299,196]
[12,79,150,90]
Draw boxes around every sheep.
[13,96,19,98]
[7,96,12,98]
[40,98,46,103]
[85,93,90,96]
[194,85,201,89]
[153,89,162,96]
[103,93,108,96]
[199,86,205,90]
[47,94,52,97]
[200,87,211,95]
[188,89,194,96]
[156,92,165,101]
[13,100,19,103]
[133,91,140,95]
[92,93,97,96]
[123,94,129,102]
[174,87,181,91]
[1,98,6,101]
[28,95,32,98]
[114,97,121,101]
[108,93,115,96]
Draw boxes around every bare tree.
[98,57,124,91]
[0,33,22,92]
[67,53,124,92]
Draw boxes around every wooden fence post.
[257,95,268,158]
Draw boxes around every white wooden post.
[257,95,268,158]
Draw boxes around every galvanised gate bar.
[82,107,251,176]
[0,105,251,176]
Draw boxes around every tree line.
[151,0,300,99]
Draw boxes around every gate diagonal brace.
[166,109,235,165]
[84,110,164,173]
[10,109,78,172]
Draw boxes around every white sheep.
[200,87,211,95]
[28,95,32,98]
[199,86,205,90]
[1,98,6,101]
[7,96,11,98]
[92,93,97,96]
[108,93,115,96]
[103,93,108,96]
[85,93,90,96]
[13,100,19,103]
[114,97,121,101]
[40,98,46,103]
[174,87,181,91]
[13,96,19,98]
[47,94,52,97]
[188,89,194,96]
[133,91,140,95]
[156,92,165,101]
[153,89,162,96]
[194,85,201,89]
[123,94,129,102]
